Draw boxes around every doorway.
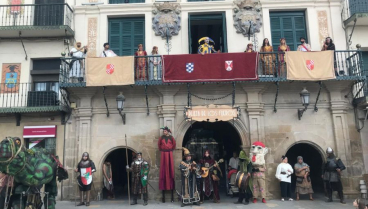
[103,148,134,199]
[188,13,228,54]
[285,143,325,196]
[182,121,242,199]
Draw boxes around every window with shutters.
[108,17,145,56]
[270,12,307,51]
[34,0,65,26]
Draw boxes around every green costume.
[235,150,253,204]
[0,137,68,209]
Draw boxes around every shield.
[306,60,314,70]
[186,63,194,73]
[225,61,233,71]
[140,162,150,187]
[80,167,92,185]
[106,64,115,74]
[235,171,249,190]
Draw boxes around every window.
[26,138,56,155]
[109,0,145,3]
[109,17,145,56]
[34,0,65,26]
[34,82,59,93]
[270,12,307,51]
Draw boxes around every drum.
[235,171,249,190]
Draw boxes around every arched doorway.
[103,148,134,199]
[285,143,325,197]
[182,121,242,198]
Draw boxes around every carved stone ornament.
[233,0,262,37]
[152,2,181,39]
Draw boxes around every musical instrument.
[200,159,224,178]
[180,161,197,177]
[235,171,250,190]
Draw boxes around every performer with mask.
[198,37,220,55]
[294,156,313,201]
[249,141,268,203]
[199,150,221,203]
[126,152,150,206]
[99,43,117,57]
[75,152,96,207]
[297,37,311,52]
[158,126,176,203]
[179,148,200,207]
[234,150,252,205]
[322,147,346,204]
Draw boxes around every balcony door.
[270,12,307,51]
[188,13,228,54]
[108,17,145,56]
[34,0,64,26]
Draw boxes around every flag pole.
[125,134,131,205]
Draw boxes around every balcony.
[343,0,368,26]
[0,83,70,114]
[0,3,74,38]
[59,51,366,88]
[109,0,145,3]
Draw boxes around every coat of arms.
[225,61,233,71]
[152,2,181,39]
[233,0,262,39]
[306,60,314,70]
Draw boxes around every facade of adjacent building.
[0,0,367,202]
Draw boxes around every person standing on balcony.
[198,37,220,55]
[149,46,162,80]
[69,42,88,83]
[321,37,338,76]
[100,43,117,57]
[297,37,311,52]
[260,38,275,75]
[244,43,255,52]
[135,44,148,81]
[278,38,290,77]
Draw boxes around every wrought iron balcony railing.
[0,83,70,113]
[59,51,366,87]
[343,0,368,21]
[0,3,73,29]
[109,0,145,3]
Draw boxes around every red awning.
[23,125,57,138]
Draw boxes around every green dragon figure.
[0,137,68,209]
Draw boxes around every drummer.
[234,150,252,205]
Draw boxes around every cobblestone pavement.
[56,197,354,209]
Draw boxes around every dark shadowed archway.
[285,143,325,196]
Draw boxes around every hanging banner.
[1,63,21,93]
[162,53,259,82]
[185,104,240,122]
[23,125,57,138]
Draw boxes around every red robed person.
[158,126,176,202]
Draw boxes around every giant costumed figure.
[158,126,176,203]
[249,141,268,203]
[0,137,68,209]
[179,148,200,207]
[75,152,96,206]
[126,152,150,206]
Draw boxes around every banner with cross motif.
[286,51,335,80]
[86,56,134,86]
[162,53,259,82]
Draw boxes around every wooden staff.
[125,134,131,205]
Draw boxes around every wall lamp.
[298,87,310,120]
[116,92,126,124]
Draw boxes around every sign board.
[185,104,240,122]
[23,125,57,138]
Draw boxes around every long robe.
[158,135,176,190]
[179,160,200,204]
[199,157,220,201]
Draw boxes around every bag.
[296,176,304,184]
[212,174,220,181]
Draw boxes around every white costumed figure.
[249,141,268,203]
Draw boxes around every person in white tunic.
[275,155,294,201]
[69,42,87,82]
[100,43,117,57]
[228,151,239,171]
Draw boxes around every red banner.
[23,125,57,138]
[162,53,259,83]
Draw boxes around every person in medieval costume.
[126,152,150,206]
[244,43,255,53]
[103,159,114,199]
[99,42,117,57]
[199,150,221,203]
[75,152,96,207]
[249,141,268,203]
[294,156,314,201]
[179,148,200,207]
[158,126,176,203]
[198,37,220,55]
[69,42,88,83]
[135,44,148,81]
[322,147,346,204]
[234,150,253,205]
[297,37,311,52]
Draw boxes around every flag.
[286,51,335,80]
[80,167,92,185]
[162,53,258,82]
[86,56,134,86]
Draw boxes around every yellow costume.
[198,37,218,54]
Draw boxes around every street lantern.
[116,92,126,124]
[298,87,310,120]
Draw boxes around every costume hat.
[183,147,194,157]
[198,37,215,45]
